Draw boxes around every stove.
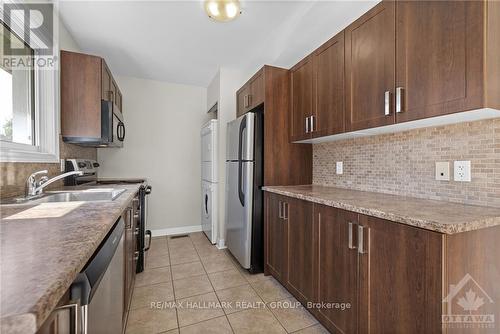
[64,158,152,273]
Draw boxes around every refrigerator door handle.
[238,116,247,206]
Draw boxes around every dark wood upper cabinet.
[61,50,123,142]
[237,66,312,187]
[315,205,359,334]
[249,72,264,108]
[290,56,314,142]
[101,61,112,101]
[236,84,251,117]
[285,197,315,304]
[236,71,264,117]
[61,51,103,139]
[345,1,396,131]
[264,192,288,283]
[396,0,485,122]
[313,31,345,137]
[358,215,443,334]
[116,89,123,112]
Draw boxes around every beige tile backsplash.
[0,137,96,199]
[313,118,500,208]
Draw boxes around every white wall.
[206,71,220,111]
[59,21,81,52]
[205,68,246,247]
[97,76,207,233]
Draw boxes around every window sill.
[1,143,59,163]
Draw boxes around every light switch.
[435,162,450,181]
[336,161,343,175]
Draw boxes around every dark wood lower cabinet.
[124,196,139,323]
[264,192,500,334]
[358,215,443,334]
[315,205,359,334]
[285,198,315,304]
[264,192,287,283]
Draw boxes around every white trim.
[0,1,60,163]
[216,239,226,250]
[151,225,203,237]
[295,108,500,144]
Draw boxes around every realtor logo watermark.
[2,1,57,70]
[442,273,495,329]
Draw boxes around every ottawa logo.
[442,273,495,329]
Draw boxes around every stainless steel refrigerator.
[225,111,263,272]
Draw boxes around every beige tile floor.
[125,232,329,334]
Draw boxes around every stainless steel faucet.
[25,170,83,198]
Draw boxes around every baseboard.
[217,238,226,249]
[151,225,202,237]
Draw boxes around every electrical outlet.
[454,161,471,182]
[435,162,450,181]
[336,161,343,175]
[60,159,65,172]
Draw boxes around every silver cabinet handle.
[310,115,315,132]
[384,91,391,116]
[348,222,357,249]
[248,94,252,107]
[283,202,288,220]
[358,225,369,254]
[244,94,252,108]
[305,116,309,133]
[396,87,404,113]
[278,200,283,219]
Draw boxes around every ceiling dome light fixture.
[204,0,241,23]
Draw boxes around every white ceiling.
[59,1,378,87]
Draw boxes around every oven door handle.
[144,230,152,251]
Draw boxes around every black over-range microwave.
[63,100,125,147]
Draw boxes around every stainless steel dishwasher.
[71,217,125,334]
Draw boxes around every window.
[0,22,36,145]
[0,4,59,163]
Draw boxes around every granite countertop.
[262,185,500,234]
[0,184,141,334]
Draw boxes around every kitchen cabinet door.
[313,31,345,137]
[286,197,315,304]
[236,84,251,117]
[124,201,137,321]
[290,56,314,142]
[315,205,359,334]
[357,215,443,334]
[345,1,396,131]
[111,80,118,106]
[116,89,123,112]
[264,192,287,283]
[101,60,112,101]
[395,0,484,123]
[249,72,264,108]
